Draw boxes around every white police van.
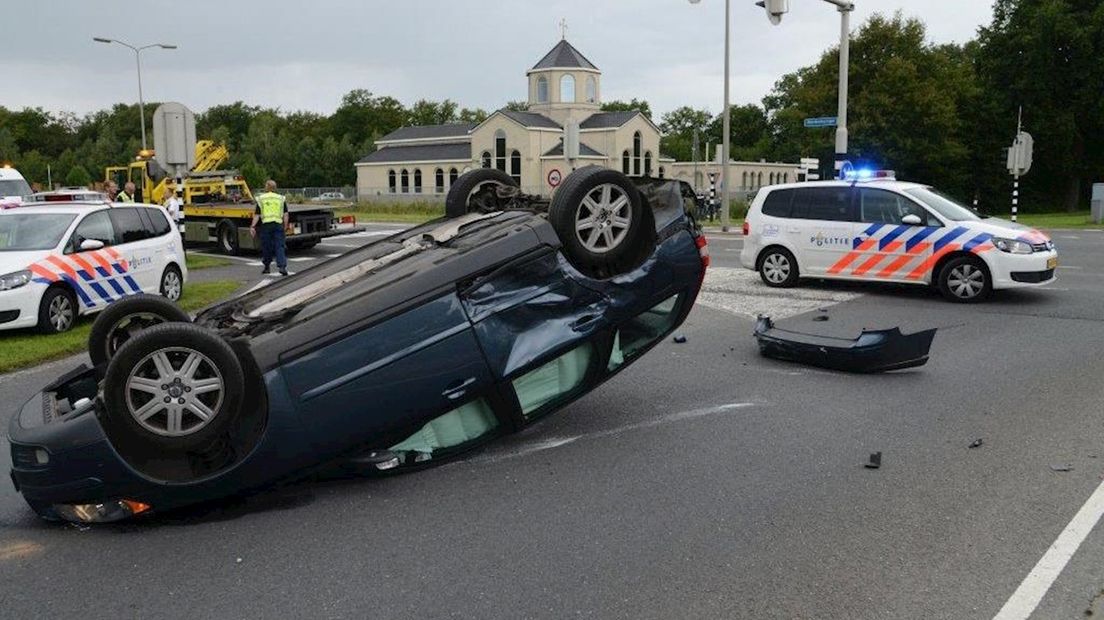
[0,200,187,333]
[0,166,32,206]
[740,171,1058,302]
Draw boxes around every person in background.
[163,183,186,251]
[250,179,289,276]
[117,181,136,203]
[105,180,119,201]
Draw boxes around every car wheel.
[217,220,239,255]
[88,294,192,367]
[445,169,519,218]
[549,166,652,275]
[758,247,799,287]
[37,287,77,334]
[160,264,184,301]
[103,323,244,452]
[938,255,991,303]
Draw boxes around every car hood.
[0,250,51,274]
[960,218,1050,242]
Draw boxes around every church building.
[355,38,799,200]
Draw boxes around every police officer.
[117,181,136,203]
[250,179,289,276]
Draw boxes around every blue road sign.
[804,116,838,128]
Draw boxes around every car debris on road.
[753,315,937,373]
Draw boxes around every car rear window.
[791,187,853,222]
[761,189,795,218]
[110,208,152,244]
[145,208,172,236]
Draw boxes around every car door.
[458,248,611,423]
[788,186,858,276]
[279,293,500,457]
[64,210,126,306]
[851,188,944,282]
[108,207,159,293]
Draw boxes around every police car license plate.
[1047,257,1058,270]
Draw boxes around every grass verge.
[185,254,232,270]
[337,200,444,225]
[0,280,241,375]
[1015,211,1100,229]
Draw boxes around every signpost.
[799,157,820,182]
[1006,108,1033,223]
[803,117,838,129]
[547,169,562,188]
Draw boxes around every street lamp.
[92,38,178,152]
[753,0,855,177]
[687,0,732,232]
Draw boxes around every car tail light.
[695,234,710,269]
[742,220,750,236]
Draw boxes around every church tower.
[526,38,601,126]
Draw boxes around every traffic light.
[755,0,790,25]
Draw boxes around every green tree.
[503,100,529,112]
[408,99,459,126]
[458,107,490,124]
[602,99,653,119]
[65,165,92,188]
[659,106,714,162]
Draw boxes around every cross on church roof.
[559,18,568,40]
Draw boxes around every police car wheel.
[938,256,991,303]
[103,323,244,452]
[758,248,799,287]
[37,287,77,334]
[160,265,183,301]
[88,294,191,367]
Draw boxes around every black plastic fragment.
[812,315,830,322]
[753,315,937,373]
[672,335,687,344]
[969,438,984,449]
[864,452,882,469]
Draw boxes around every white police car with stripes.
[0,201,187,333]
[740,171,1058,302]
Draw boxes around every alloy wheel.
[948,264,985,299]
[574,183,632,254]
[124,347,225,437]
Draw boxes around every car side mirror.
[901,214,923,226]
[79,238,105,251]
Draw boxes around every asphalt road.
[1,225,1102,619]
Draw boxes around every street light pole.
[829,1,854,176]
[688,0,732,232]
[93,38,177,152]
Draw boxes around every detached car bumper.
[754,316,937,373]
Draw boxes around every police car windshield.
[0,213,77,251]
[0,179,32,198]
[905,187,982,222]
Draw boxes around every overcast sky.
[4,0,995,121]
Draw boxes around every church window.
[633,131,642,176]
[622,150,630,175]
[388,170,396,193]
[510,150,522,185]
[495,130,507,172]
[434,168,444,193]
[560,74,575,103]
[481,151,492,169]
[644,151,653,177]
[585,76,597,103]
[537,77,549,103]
[400,169,409,193]
[449,167,459,185]
[413,169,422,194]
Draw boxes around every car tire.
[216,220,239,255]
[937,255,992,303]
[445,169,519,218]
[103,323,244,452]
[160,264,184,301]
[758,247,800,287]
[88,294,192,367]
[37,286,78,334]
[548,166,652,276]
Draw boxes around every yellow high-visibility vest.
[256,192,285,224]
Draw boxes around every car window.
[609,295,681,371]
[144,208,172,236]
[0,179,32,197]
[110,208,152,244]
[859,188,941,227]
[904,187,983,222]
[389,399,499,456]
[0,213,76,251]
[68,210,117,252]
[791,187,853,222]
[512,343,593,417]
[761,189,794,218]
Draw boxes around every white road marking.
[288,257,315,262]
[993,478,1104,620]
[1057,266,1083,270]
[696,267,862,320]
[324,254,342,258]
[263,271,295,277]
[242,279,274,294]
[462,402,759,466]
[345,229,405,238]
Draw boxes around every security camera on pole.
[756,0,855,178]
[1006,107,1033,223]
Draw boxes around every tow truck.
[106,141,364,254]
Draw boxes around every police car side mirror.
[79,238,105,251]
[901,214,923,226]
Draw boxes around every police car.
[740,171,1058,302]
[0,166,32,208]
[0,200,187,333]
